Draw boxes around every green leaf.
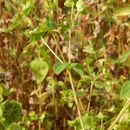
[94,81,106,88]
[78,75,91,88]
[8,14,33,31]
[8,14,21,31]
[28,111,38,121]
[30,59,49,83]
[70,63,84,75]
[76,91,85,97]
[119,51,130,63]
[120,81,130,99]
[2,87,16,97]
[7,123,24,130]
[96,112,105,120]
[83,44,95,54]
[68,114,95,130]
[114,4,130,16]
[2,100,22,127]
[76,0,87,13]
[53,62,69,75]
[64,0,77,7]
[25,17,56,41]
[23,0,34,16]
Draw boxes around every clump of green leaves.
[1,0,130,130]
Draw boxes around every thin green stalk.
[68,5,85,129]
[67,70,85,130]
[52,33,65,62]
[107,98,130,130]
[75,12,79,21]
[41,37,85,130]
[37,50,43,130]
[87,81,94,113]
[68,3,74,63]
[86,63,103,113]
[53,31,85,127]
[55,0,58,15]
[118,39,121,65]
[70,3,74,27]
[68,30,71,63]
[38,83,42,130]
[100,118,104,130]
[41,37,63,64]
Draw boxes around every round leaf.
[2,100,22,126]
[30,59,49,83]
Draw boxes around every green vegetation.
[0,0,130,130]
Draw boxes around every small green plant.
[0,84,24,130]
[1,0,130,130]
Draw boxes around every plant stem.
[52,33,65,62]
[107,98,130,130]
[87,81,94,113]
[38,83,42,130]
[81,14,86,61]
[41,37,85,130]
[68,30,71,63]
[67,70,85,130]
[41,37,63,64]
